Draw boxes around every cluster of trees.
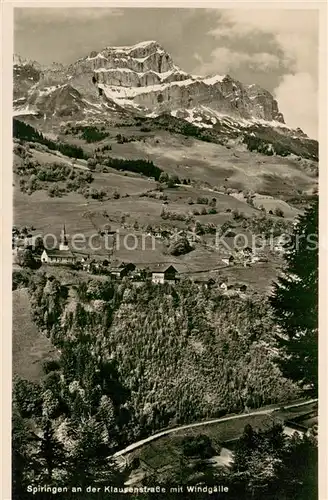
[243,213,292,238]
[140,190,168,201]
[16,158,94,197]
[104,157,163,181]
[228,423,317,499]
[12,367,126,498]
[187,196,217,208]
[192,221,217,236]
[226,211,292,239]
[138,424,317,500]
[158,172,191,187]
[13,119,87,159]
[158,172,180,187]
[115,133,141,144]
[152,114,220,145]
[193,196,217,206]
[12,268,33,290]
[192,206,217,216]
[65,124,109,143]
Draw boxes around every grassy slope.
[57,127,316,197]
[12,288,58,381]
[13,121,315,289]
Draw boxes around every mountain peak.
[13,54,41,69]
[105,40,162,51]
[13,41,288,127]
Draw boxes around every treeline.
[13,119,87,159]
[243,127,319,161]
[143,113,319,162]
[104,157,163,180]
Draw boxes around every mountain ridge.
[14,40,286,126]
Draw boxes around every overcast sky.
[14,8,318,138]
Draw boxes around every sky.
[14,8,319,138]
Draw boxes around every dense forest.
[29,278,299,428]
[12,275,300,495]
[104,157,163,180]
[13,119,87,159]
[12,189,318,495]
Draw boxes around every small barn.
[110,262,136,279]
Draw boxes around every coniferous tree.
[270,198,318,392]
[12,405,30,499]
[39,418,66,481]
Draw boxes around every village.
[12,223,286,296]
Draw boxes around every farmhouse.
[150,264,179,284]
[41,226,76,265]
[110,262,136,279]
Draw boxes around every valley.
[12,36,318,499]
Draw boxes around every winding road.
[114,398,317,459]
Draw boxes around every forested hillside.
[24,277,299,428]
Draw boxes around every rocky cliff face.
[13,55,41,101]
[75,41,285,123]
[13,40,285,126]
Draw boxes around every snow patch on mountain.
[98,73,226,103]
[169,105,299,134]
[13,106,38,116]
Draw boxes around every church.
[41,226,76,265]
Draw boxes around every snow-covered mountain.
[13,40,316,155]
[74,40,284,123]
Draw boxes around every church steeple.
[59,224,69,251]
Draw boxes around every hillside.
[12,37,318,498]
[24,274,299,438]
[12,287,58,381]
